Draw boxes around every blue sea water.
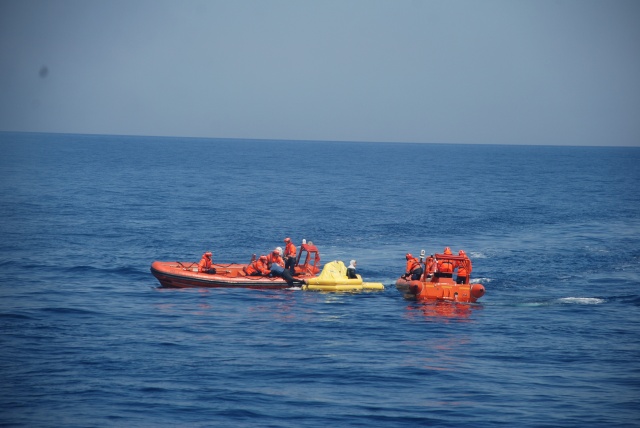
[1,132,639,427]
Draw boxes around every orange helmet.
[406,253,413,260]
[444,247,452,255]
[458,250,466,256]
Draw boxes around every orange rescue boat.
[396,251,485,303]
[151,243,321,289]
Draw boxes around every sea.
[1,132,639,427]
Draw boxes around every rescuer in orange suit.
[198,251,216,274]
[436,247,454,278]
[425,255,437,277]
[244,255,270,276]
[455,250,472,284]
[403,253,423,280]
[283,237,297,275]
[266,247,285,268]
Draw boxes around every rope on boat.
[177,261,197,270]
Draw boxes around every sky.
[1,0,639,146]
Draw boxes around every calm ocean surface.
[1,132,639,427]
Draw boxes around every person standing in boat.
[425,255,436,278]
[198,251,217,274]
[436,247,454,278]
[346,260,358,279]
[403,253,423,280]
[244,255,270,276]
[455,250,472,284]
[283,237,297,275]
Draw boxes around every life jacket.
[198,254,212,272]
[457,258,472,276]
[267,252,284,267]
[425,256,436,273]
[406,257,421,274]
[285,242,297,258]
[246,258,269,275]
[438,258,454,273]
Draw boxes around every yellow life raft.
[303,261,385,292]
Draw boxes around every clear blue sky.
[1,0,639,146]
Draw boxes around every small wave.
[504,297,606,307]
[64,264,149,282]
[556,297,605,305]
[0,312,36,320]
[40,307,100,315]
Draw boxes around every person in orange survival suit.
[403,253,423,280]
[425,255,437,277]
[436,247,454,278]
[266,247,285,269]
[283,237,297,275]
[244,255,270,276]
[455,250,472,284]
[198,251,217,274]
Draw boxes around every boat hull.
[396,276,485,303]
[150,261,306,289]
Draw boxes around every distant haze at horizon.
[1,0,639,147]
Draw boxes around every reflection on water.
[400,336,473,372]
[405,300,482,321]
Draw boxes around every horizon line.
[0,130,637,148]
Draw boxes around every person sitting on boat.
[198,251,217,274]
[346,260,358,279]
[403,253,423,280]
[436,247,454,278]
[455,250,472,284]
[283,237,297,275]
[266,247,285,268]
[244,255,270,276]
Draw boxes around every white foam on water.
[557,297,605,305]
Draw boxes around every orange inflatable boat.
[151,243,321,289]
[396,251,485,303]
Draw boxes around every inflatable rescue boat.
[151,244,383,292]
[396,251,485,303]
[303,261,384,292]
[151,243,322,289]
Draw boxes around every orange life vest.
[246,258,269,275]
[198,254,212,272]
[285,242,297,258]
[457,258,472,277]
[267,252,285,267]
[405,257,421,274]
[438,259,454,273]
[425,256,436,273]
